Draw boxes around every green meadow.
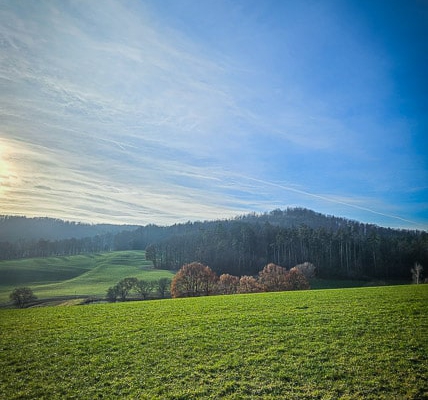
[1,284,427,399]
[0,251,174,303]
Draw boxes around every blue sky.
[0,0,427,229]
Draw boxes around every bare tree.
[292,262,316,280]
[286,268,310,290]
[135,279,153,300]
[116,277,139,301]
[218,274,240,295]
[258,263,288,291]
[10,287,37,308]
[106,286,118,302]
[156,278,171,298]
[237,275,262,294]
[145,245,157,267]
[171,262,217,298]
[411,263,423,284]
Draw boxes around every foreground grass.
[1,285,427,399]
[0,251,174,302]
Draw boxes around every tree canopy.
[171,261,310,298]
[171,262,217,298]
[9,287,37,308]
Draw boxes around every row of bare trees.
[106,277,171,302]
[170,261,315,298]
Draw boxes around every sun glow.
[0,139,19,195]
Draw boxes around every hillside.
[0,215,138,243]
[1,285,426,398]
[0,251,174,303]
[140,209,428,280]
[1,208,427,281]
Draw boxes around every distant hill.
[0,216,138,243]
[238,208,366,230]
[0,208,427,281]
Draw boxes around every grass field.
[0,284,426,399]
[0,251,174,303]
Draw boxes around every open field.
[0,251,174,303]
[1,284,427,399]
[0,250,410,305]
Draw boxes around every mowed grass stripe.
[1,284,427,399]
[0,251,174,302]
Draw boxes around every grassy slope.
[0,251,174,302]
[0,284,427,399]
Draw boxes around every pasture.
[0,251,174,303]
[0,284,427,399]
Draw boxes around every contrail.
[239,175,421,227]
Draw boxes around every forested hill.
[0,216,138,243]
[137,209,427,280]
[237,208,367,231]
[0,208,427,281]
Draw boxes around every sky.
[0,0,427,229]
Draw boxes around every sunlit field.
[0,251,174,303]
[1,284,426,399]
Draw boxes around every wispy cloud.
[0,0,426,229]
[233,175,423,228]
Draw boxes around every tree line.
[1,208,426,281]
[0,215,137,242]
[0,223,170,260]
[148,218,427,280]
[9,258,424,308]
[106,277,171,302]
[170,261,314,298]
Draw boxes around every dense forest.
[1,208,427,281]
